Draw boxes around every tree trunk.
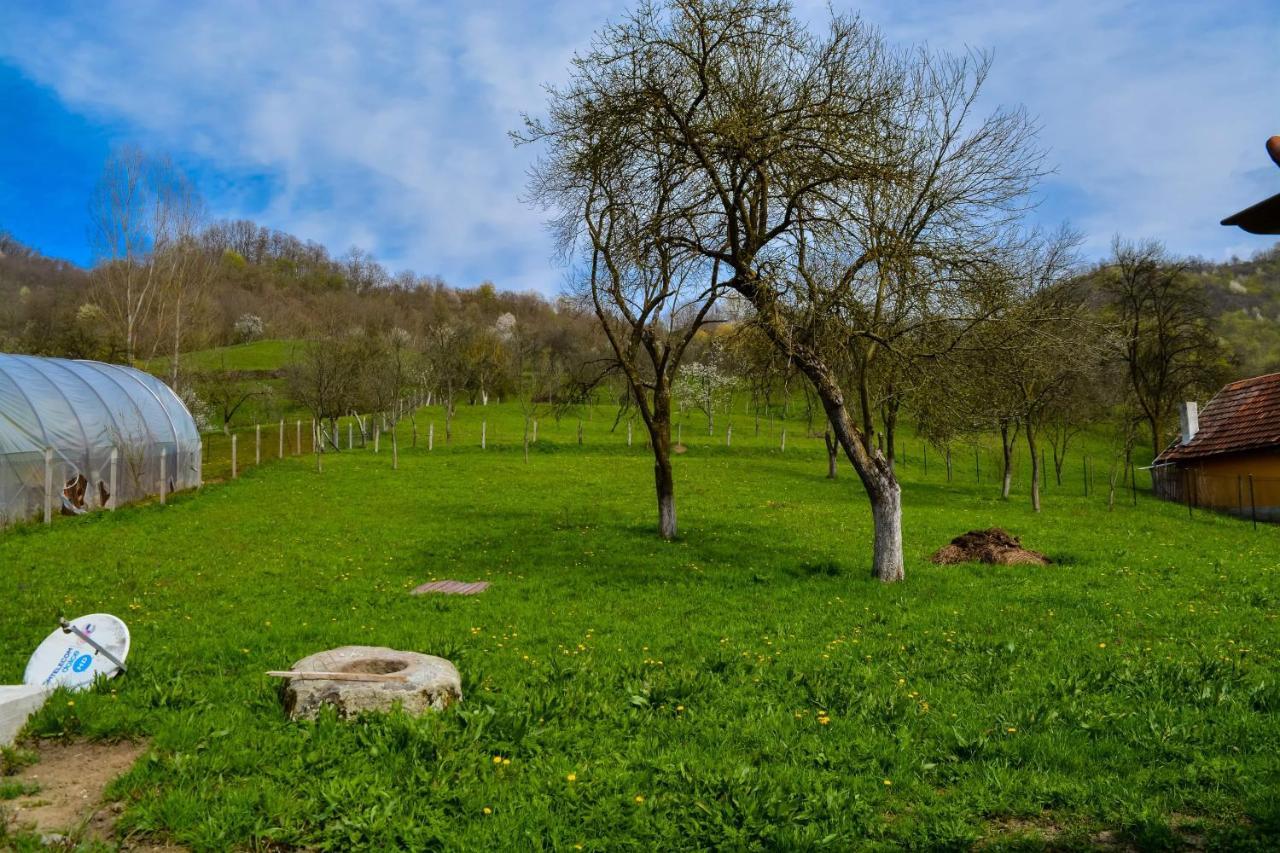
[801,362,903,581]
[1000,422,1018,500]
[1149,413,1162,460]
[1026,415,1041,512]
[870,480,904,583]
[824,430,838,479]
[654,440,676,540]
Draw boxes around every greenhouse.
[0,353,201,526]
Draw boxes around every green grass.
[2,403,1278,850]
[145,339,302,375]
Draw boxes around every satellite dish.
[24,613,130,692]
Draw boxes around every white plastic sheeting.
[0,354,200,525]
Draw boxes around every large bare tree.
[523,0,1052,580]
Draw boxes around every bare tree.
[1101,238,1228,458]
[522,0,1054,580]
[91,147,165,363]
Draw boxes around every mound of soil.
[931,528,1050,566]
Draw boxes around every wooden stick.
[265,670,409,683]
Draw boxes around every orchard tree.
[1101,238,1228,458]
[522,0,1053,580]
[523,97,724,538]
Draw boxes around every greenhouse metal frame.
[0,353,201,526]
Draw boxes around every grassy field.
[2,403,1278,850]
[145,339,302,375]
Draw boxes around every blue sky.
[1,0,1276,294]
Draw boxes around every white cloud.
[1,0,1275,295]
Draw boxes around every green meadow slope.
[1,403,1277,850]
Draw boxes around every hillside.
[1189,242,1280,378]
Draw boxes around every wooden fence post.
[160,452,167,505]
[627,420,632,447]
[726,423,732,446]
[194,441,201,490]
[392,428,399,470]
[43,447,53,525]
[482,421,487,450]
[429,422,434,451]
[1130,464,1137,506]
[677,423,682,444]
[374,428,380,453]
[1083,457,1089,497]
[780,429,786,452]
[278,420,284,458]
[1248,474,1257,530]
[110,447,119,509]
[231,434,238,479]
[578,419,583,446]
[295,420,301,455]
[348,422,353,450]
[532,419,538,443]
[256,424,262,465]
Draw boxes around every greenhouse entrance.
[0,354,201,526]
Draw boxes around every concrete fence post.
[482,421,487,450]
[231,434,238,479]
[43,447,53,525]
[627,421,632,447]
[392,428,399,470]
[780,429,786,452]
[348,422,353,450]
[429,422,434,451]
[726,423,732,447]
[159,452,167,505]
[295,420,301,455]
[278,420,284,458]
[256,424,262,465]
[374,428,380,453]
[532,418,538,443]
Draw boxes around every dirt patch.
[1,738,175,849]
[931,528,1050,566]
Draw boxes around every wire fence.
[1150,465,1280,526]
[16,400,1249,531]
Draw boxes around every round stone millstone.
[282,645,462,721]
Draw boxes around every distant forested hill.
[1187,242,1280,379]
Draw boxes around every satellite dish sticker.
[72,654,94,673]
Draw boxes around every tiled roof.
[1156,373,1280,463]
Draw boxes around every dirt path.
[2,739,181,849]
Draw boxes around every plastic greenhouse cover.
[0,353,200,522]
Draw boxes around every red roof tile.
[1157,373,1280,463]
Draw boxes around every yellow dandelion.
[502,758,511,766]
[482,806,492,815]
[883,779,892,786]
[1098,642,1107,649]
[492,755,503,764]
[675,705,684,712]
[566,772,577,782]
[1006,727,1017,733]
[634,795,645,804]
[66,700,75,707]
